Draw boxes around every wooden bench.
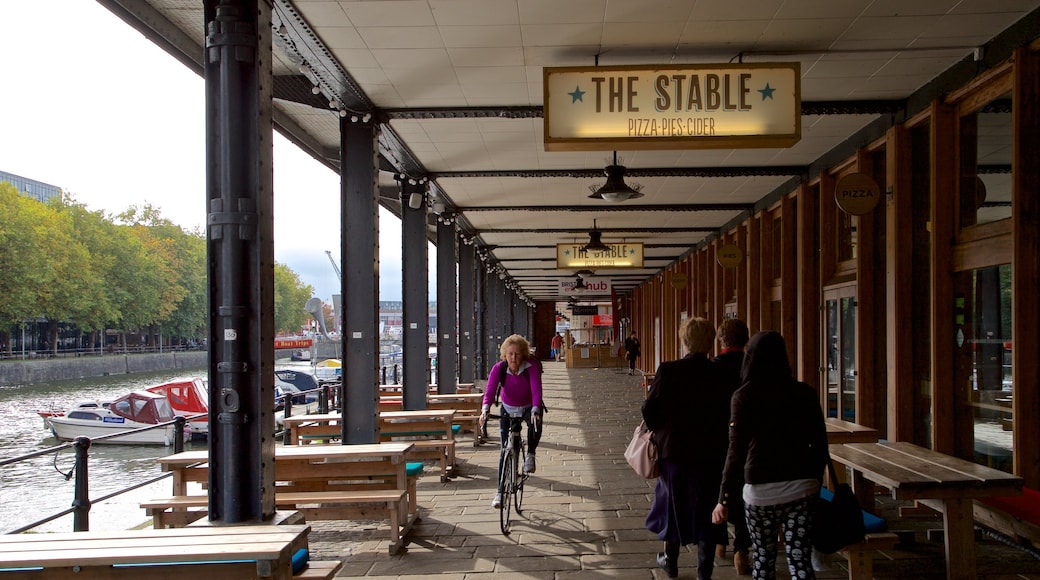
[143,490,410,554]
[379,409,457,481]
[152,444,417,554]
[0,524,314,579]
[837,532,900,580]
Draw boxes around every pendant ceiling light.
[582,219,611,253]
[588,151,644,202]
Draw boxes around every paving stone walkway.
[304,361,1040,579]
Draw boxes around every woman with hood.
[712,331,828,579]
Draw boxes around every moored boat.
[146,377,209,440]
[47,391,190,446]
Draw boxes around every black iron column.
[341,117,380,444]
[474,261,486,380]
[457,236,475,383]
[204,0,275,524]
[435,214,457,393]
[400,177,429,410]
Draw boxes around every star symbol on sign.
[758,83,775,100]
[568,85,585,103]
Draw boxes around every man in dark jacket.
[714,318,751,575]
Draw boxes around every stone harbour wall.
[0,352,208,385]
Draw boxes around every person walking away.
[479,334,544,509]
[643,318,730,579]
[624,331,641,375]
[551,331,563,362]
[712,331,828,580]
[713,318,752,575]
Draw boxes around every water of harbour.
[0,370,208,534]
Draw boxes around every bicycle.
[488,412,533,535]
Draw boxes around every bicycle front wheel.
[499,451,515,535]
[514,445,526,514]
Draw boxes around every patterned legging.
[745,496,816,580]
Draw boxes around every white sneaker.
[524,454,536,473]
[491,493,502,509]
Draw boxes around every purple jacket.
[482,360,543,410]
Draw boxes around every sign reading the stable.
[544,63,800,151]
[557,243,644,269]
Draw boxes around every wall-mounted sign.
[560,277,613,294]
[544,63,801,151]
[592,314,613,326]
[716,244,743,268]
[557,243,644,269]
[835,172,881,215]
[670,272,689,289]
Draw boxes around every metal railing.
[0,416,191,534]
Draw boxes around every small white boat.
[47,391,191,446]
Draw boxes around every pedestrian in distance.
[551,331,563,362]
[712,331,828,580]
[643,317,730,580]
[479,334,544,509]
[624,331,641,375]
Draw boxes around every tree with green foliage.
[1,187,314,353]
[274,263,314,335]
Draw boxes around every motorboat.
[47,391,191,446]
[37,401,109,430]
[146,377,209,440]
[311,358,341,380]
[274,368,320,427]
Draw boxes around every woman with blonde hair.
[643,317,730,579]
[479,334,544,509]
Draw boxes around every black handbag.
[812,457,866,554]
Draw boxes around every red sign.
[274,339,312,349]
[593,314,613,326]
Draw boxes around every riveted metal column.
[457,237,476,383]
[435,216,457,393]
[474,261,486,380]
[400,177,429,410]
[341,117,380,444]
[204,0,274,524]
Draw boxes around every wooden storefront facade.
[624,44,1040,494]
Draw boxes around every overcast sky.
[0,0,427,304]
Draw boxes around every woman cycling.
[479,334,543,509]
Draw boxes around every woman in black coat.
[712,331,828,580]
[642,317,730,579]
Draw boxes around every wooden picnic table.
[150,443,417,553]
[825,418,880,444]
[279,410,458,479]
[0,524,311,579]
[828,441,1024,580]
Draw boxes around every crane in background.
[325,250,342,282]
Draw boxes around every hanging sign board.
[670,272,689,289]
[561,277,613,294]
[557,243,644,269]
[544,63,801,151]
[835,172,881,215]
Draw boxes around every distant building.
[0,170,61,203]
